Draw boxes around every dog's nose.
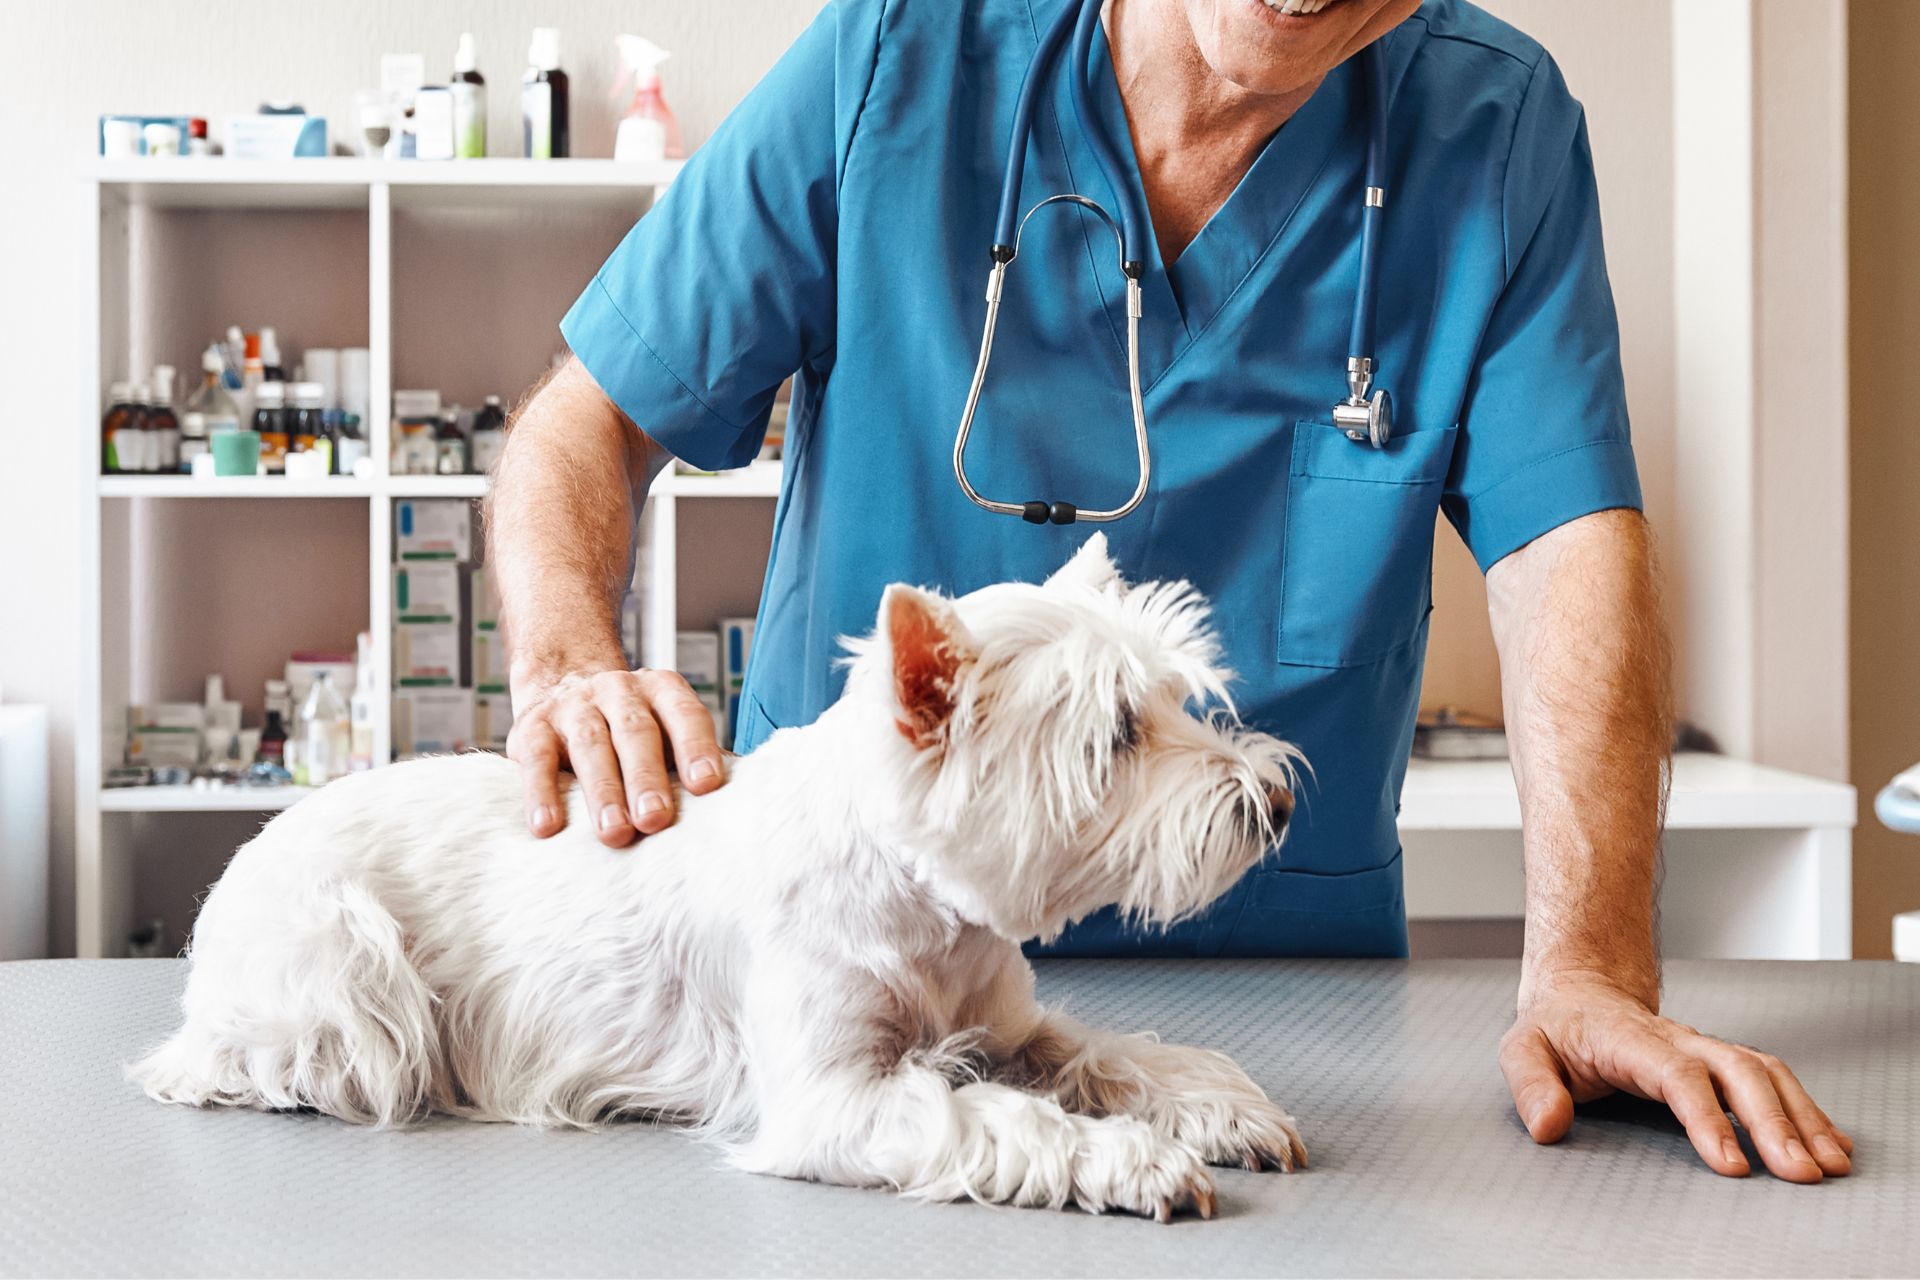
[1266,784,1294,829]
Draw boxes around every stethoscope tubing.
[960,0,1392,525]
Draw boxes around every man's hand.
[508,668,726,848]
[1500,974,1853,1182]
[485,357,728,848]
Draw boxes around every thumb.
[1499,1026,1575,1144]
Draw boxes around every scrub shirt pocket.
[1278,422,1460,667]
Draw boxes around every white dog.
[131,535,1305,1221]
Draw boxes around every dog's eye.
[1113,705,1140,754]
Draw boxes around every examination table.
[2,959,1912,1278]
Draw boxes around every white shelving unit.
[76,159,791,958]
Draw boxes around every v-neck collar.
[1047,9,1362,389]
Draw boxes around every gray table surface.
[1,958,1913,1279]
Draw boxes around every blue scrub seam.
[832,0,892,204]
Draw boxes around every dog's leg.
[728,965,1216,1219]
[737,1057,1218,1220]
[1000,1008,1306,1173]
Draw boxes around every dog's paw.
[1161,1096,1307,1173]
[1071,1118,1218,1221]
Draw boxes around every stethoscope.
[952,0,1393,526]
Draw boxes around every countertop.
[1,958,1912,1278]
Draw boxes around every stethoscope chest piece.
[1332,352,1392,449]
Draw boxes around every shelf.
[94,463,787,501]
[98,476,375,498]
[100,785,313,813]
[90,158,684,212]
[387,475,489,499]
[662,461,784,499]
[1398,753,1856,832]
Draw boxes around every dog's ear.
[1045,531,1120,593]
[883,585,976,749]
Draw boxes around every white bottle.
[452,33,487,159]
[349,631,378,772]
[522,28,569,159]
[150,364,181,475]
[301,671,351,786]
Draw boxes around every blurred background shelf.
[99,786,312,814]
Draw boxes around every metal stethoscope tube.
[952,0,1394,525]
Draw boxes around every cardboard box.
[393,688,473,758]
[676,632,720,699]
[224,113,328,160]
[718,617,754,747]
[470,565,500,632]
[393,563,461,625]
[394,498,473,562]
[127,703,205,768]
[471,627,509,693]
[475,690,514,751]
[394,624,460,685]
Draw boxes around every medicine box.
[676,632,720,699]
[718,617,754,746]
[393,688,474,758]
[471,627,509,693]
[470,566,501,632]
[127,702,204,768]
[224,113,328,160]
[394,624,460,685]
[393,563,461,625]
[394,499,473,562]
[475,691,514,752]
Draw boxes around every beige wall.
[1849,0,1920,959]
[1423,0,1675,720]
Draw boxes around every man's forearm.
[1486,509,1672,1010]
[485,358,662,695]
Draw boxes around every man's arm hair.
[1486,507,1673,1009]
[483,356,665,694]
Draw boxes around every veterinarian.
[487,0,1853,1184]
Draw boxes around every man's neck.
[1107,0,1321,172]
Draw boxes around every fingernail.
[637,791,669,818]
[531,805,554,831]
[687,757,720,785]
[1812,1135,1847,1166]
[1722,1139,1746,1168]
[598,804,626,832]
[1786,1137,1815,1168]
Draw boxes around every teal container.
[210,429,261,477]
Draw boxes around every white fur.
[129,535,1306,1221]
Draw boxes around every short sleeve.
[1441,55,1644,572]
[561,3,873,472]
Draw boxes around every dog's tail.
[127,877,440,1127]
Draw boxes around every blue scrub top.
[562,0,1642,958]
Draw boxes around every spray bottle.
[613,35,683,164]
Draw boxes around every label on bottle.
[349,722,375,773]
[113,428,146,474]
[453,82,486,159]
[524,81,552,159]
[471,430,505,474]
